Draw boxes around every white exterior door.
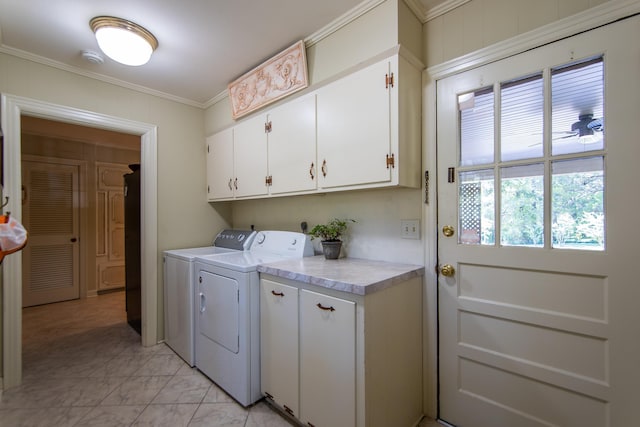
[437,17,640,427]
[22,160,80,307]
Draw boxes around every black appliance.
[124,164,141,334]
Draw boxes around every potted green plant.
[309,218,356,259]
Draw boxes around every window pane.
[459,88,494,166]
[501,74,544,162]
[459,169,495,245]
[551,57,604,155]
[500,164,544,247]
[552,157,604,250]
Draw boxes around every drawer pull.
[316,303,335,312]
[271,290,285,297]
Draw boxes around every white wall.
[423,0,609,68]
[204,0,425,266]
[0,53,230,339]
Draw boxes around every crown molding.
[424,0,471,22]
[305,0,387,46]
[426,0,640,79]
[404,0,427,20]
[205,0,388,107]
[0,45,205,109]
[404,0,472,23]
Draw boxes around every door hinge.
[448,167,455,183]
[386,153,395,169]
[265,175,273,186]
[265,121,272,133]
[385,72,394,89]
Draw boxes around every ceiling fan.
[529,113,604,146]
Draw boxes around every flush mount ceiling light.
[90,16,158,66]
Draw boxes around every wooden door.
[96,162,128,291]
[437,17,640,426]
[22,160,80,307]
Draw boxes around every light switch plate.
[401,219,420,239]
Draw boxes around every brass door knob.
[440,264,455,277]
[442,225,455,237]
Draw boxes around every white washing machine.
[163,229,256,366]
[193,230,313,406]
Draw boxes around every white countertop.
[257,255,424,295]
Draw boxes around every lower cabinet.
[260,274,423,427]
[260,281,300,417]
[299,289,356,427]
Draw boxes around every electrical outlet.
[401,219,420,239]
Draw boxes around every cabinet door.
[234,114,269,198]
[268,94,317,195]
[260,279,300,417]
[317,58,392,190]
[300,289,356,427]
[206,128,234,200]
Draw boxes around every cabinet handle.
[271,290,284,297]
[283,405,295,416]
[309,162,315,180]
[316,302,335,312]
[234,178,238,190]
[321,159,327,177]
[228,179,233,191]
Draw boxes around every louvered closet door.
[22,161,80,307]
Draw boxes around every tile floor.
[1,291,442,427]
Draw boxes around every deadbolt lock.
[442,225,455,237]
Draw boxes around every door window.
[457,56,605,250]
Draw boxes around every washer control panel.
[250,231,313,257]
[213,229,256,251]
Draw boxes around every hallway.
[0,291,294,426]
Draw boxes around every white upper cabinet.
[233,114,270,198]
[316,53,421,191]
[317,57,392,189]
[205,50,422,201]
[206,128,234,201]
[267,94,317,195]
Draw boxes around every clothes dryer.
[163,229,255,366]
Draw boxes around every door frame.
[422,0,640,419]
[1,94,158,389]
